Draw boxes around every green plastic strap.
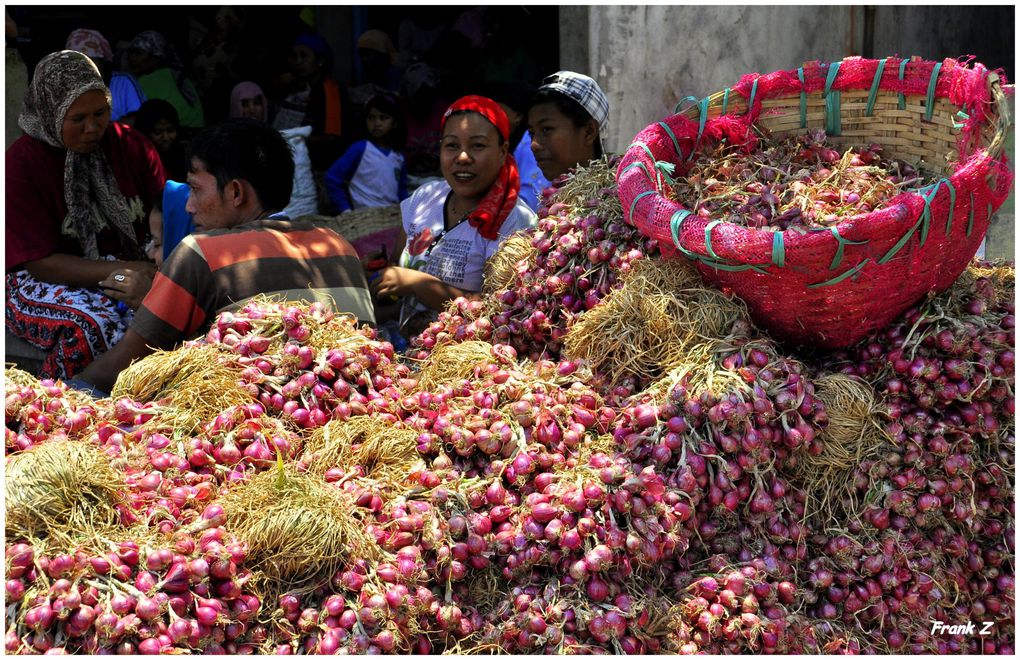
[771,232,786,267]
[670,209,693,249]
[924,61,943,122]
[965,193,975,237]
[654,160,677,188]
[628,141,657,164]
[657,121,684,160]
[621,161,654,183]
[878,215,924,265]
[953,108,970,130]
[695,96,709,147]
[628,190,657,224]
[807,259,871,289]
[917,183,943,247]
[747,78,759,116]
[824,61,843,136]
[797,68,807,128]
[865,58,887,117]
[721,88,731,115]
[938,179,957,234]
[897,59,909,110]
[626,143,662,191]
[828,227,869,270]
[671,209,771,274]
[674,94,699,116]
[696,258,771,274]
[704,220,724,260]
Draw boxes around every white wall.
[580,5,858,153]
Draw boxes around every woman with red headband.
[371,95,537,337]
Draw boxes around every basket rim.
[618,56,1011,270]
[676,56,1011,160]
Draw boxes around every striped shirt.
[132,217,375,349]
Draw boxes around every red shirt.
[5,122,166,271]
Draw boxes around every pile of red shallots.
[669,128,934,230]
[4,155,1012,655]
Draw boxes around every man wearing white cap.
[526,70,610,181]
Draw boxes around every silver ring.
[114,274,126,282]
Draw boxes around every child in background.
[133,99,188,181]
[143,180,193,267]
[325,93,408,214]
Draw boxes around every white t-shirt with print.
[398,179,536,318]
[399,179,536,290]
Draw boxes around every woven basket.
[299,205,402,243]
[617,56,1013,349]
[299,205,403,260]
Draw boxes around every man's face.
[184,158,238,231]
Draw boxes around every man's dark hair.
[187,118,295,211]
[530,88,604,158]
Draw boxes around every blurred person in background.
[65,27,146,123]
[325,92,408,214]
[126,30,205,132]
[272,32,346,170]
[133,99,188,181]
[229,80,268,122]
[349,29,401,111]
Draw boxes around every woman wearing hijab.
[65,28,146,122]
[229,81,268,122]
[5,50,166,379]
[272,32,345,170]
[126,30,205,131]
[371,95,537,336]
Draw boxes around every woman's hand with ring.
[99,267,155,311]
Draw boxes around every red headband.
[439,95,520,241]
[441,95,510,142]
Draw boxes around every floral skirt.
[5,270,132,380]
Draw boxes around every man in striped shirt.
[77,118,375,393]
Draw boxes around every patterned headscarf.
[19,50,139,260]
[65,29,113,63]
[440,95,520,240]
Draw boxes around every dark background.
[6,5,562,124]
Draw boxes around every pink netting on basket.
[618,56,1013,349]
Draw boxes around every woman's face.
[289,44,319,80]
[149,118,177,151]
[126,47,160,76]
[61,89,111,154]
[239,94,266,121]
[440,113,508,206]
[527,101,598,181]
